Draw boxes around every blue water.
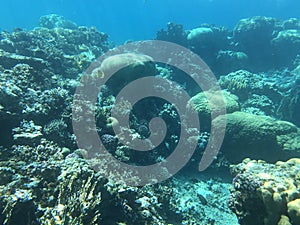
[1,0,300,44]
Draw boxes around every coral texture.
[229,158,300,225]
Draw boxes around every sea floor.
[170,170,239,225]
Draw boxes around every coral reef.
[156,22,188,47]
[271,29,300,65]
[233,16,275,70]
[1,13,300,224]
[0,140,138,224]
[213,111,300,162]
[214,50,249,75]
[98,52,156,94]
[39,14,78,29]
[0,15,239,224]
[157,173,238,225]
[0,14,110,148]
[219,70,264,101]
[187,25,230,66]
[157,16,300,74]
[277,65,300,126]
[233,16,276,47]
[0,138,238,225]
[219,69,299,118]
[0,15,109,77]
[187,89,240,129]
[229,158,300,225]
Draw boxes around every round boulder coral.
[215,50,249,75]
[213,111,300,162]
[271,29,300,65]
[288,199,300,224]
[100,134,118,151]
[233,16,275,70]
[98,53,156,94]
[234,16,275,49]
[187,89,240,129]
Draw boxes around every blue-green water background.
[1,0,300,43]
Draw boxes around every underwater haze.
[1,0,300,43]
[2,0,300,225]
